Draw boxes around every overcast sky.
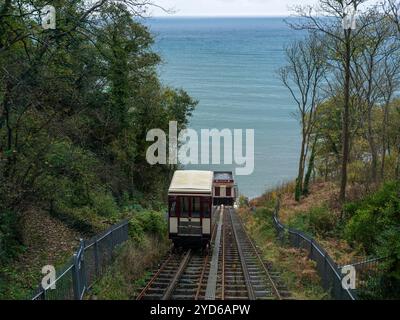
[150,0,382,17]
[150,0,319,17]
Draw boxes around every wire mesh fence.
[31,219,129,300]
[338,257,387,295]
[271,200,357,300]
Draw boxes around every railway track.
[136,209,219,300]
[136,249,206,300]
[137,206,289,300]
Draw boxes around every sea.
[145,17,305,198]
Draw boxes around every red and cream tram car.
[213,171,236,206]
[168,170,214,247]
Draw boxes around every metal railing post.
[81,240,87,295]
[72,252,81,300]
[323,253,327,289]
[94,239,99,276]
[72,239,84,300]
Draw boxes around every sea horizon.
[149,15,294,18]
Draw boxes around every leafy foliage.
[129,210,167,242]
[344,181,400,298]
[0,210,21,265]
[287,205,337,238]
[0,0,195,282]
[344,181,400,251]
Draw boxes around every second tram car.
[213,171,236,206]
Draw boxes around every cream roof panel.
[169,170,214,194]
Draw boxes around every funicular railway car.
[213,171,236,206]
[168,170,214,247]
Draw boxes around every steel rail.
[162,249,192,300]
[136,249,174,300]
[195,208,220,300]
[205,206,225,300]
[236,209,282,300]
[221,210,226,300]
[195,254,209,300]
[229,209,256,300]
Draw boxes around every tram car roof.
[213,171,234,183]
[168,170,214,195]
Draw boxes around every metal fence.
[338,257,386,294]
[271,201,357,300]
[31,219,129,300]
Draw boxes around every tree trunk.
[303,138,317,196]
[396,146,400,179]
[2,85,13,178]
[340,31,351,205]
[380,100,390,179]
[367,107,378,183]
[295,132,307,201]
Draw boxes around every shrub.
[344,208,378,252]
[136,211,167,236]
[287,205,336,237]
[343,181,400,298]
[129,210,167,242]
[344,181,400,253]
[308,206,337,236]
[0,211,21,265]
[238,195,249,208]
[120,192,144,212]
[128,218,145,243]
[90,192,119,218]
